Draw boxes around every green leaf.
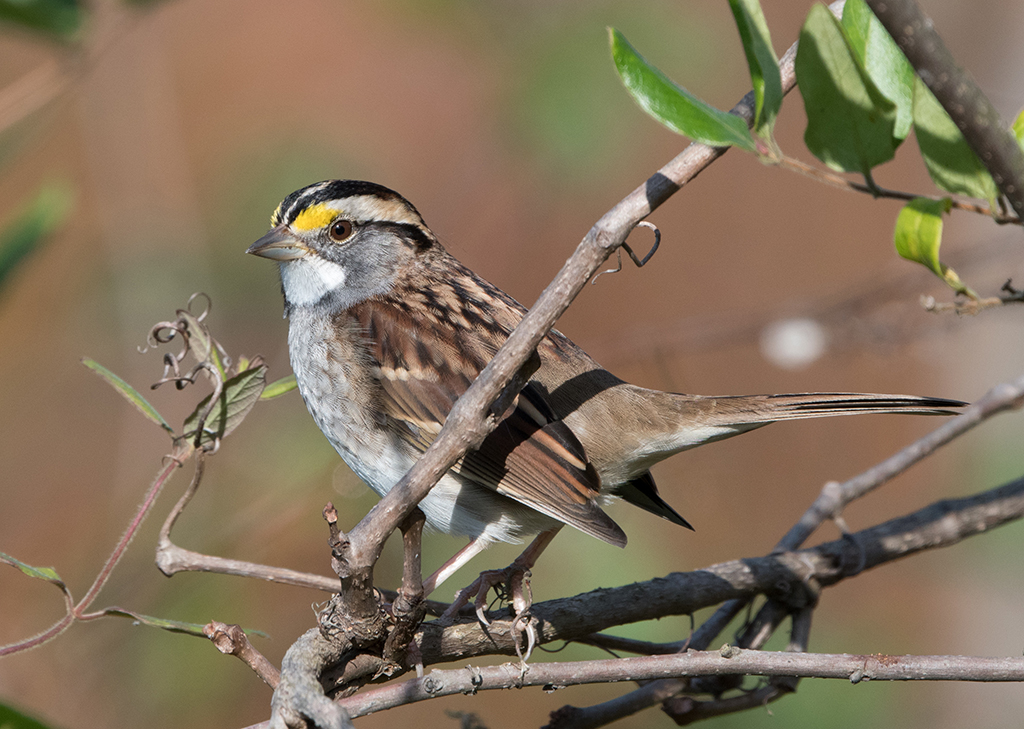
[1012,108,1024,148]
[0,0,80,37]
[796,4,898,175]
[609,28,756,153]
[841,0,914,140]
[0,702,57,729]
[82,358,175,435]
[99,607,271,639]
[260,374,298,400]
[182,365,267,447]
[0,183,74,293]
[0,551,66,589]
[728,0,782,144]
[894,197,976,297]
[913,78,999,207]
[97,608,208,637]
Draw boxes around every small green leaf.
[100,607,271,639]
[728,0,782,145]
[894,197,948,276]
[182,365,267,446]
[82,358,175,435]
[0,0,80,37]
[1012,108,1024,148]
[98,607,209,637]
[1,551,65,588]
[796,4,898,175]
[0,183,74,293]
[609,28,756,153]
[0,702,57,729]
[261,374,298,400]
[894,197,976,297]
[841,0,914,140]
[913,79,999,207]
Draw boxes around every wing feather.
[348,295,626,547]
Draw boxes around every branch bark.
[334,650,1024,720]
[312,471,1024,719]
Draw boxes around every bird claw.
[438,565,538,659]
[511,609,538,664]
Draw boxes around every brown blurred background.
[1,1,1023,727]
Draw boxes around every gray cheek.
[320,236,405,308]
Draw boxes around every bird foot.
[438,563,538,661]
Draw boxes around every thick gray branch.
[324,472,1024,718]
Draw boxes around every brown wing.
[349,295,626,547]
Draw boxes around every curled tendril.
[139,320,186,357]
[591,220,662,285]
[151,331,196,391]
[186,292,212,322]
[141,293,233,452]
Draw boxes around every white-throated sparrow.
[248,180,962,592]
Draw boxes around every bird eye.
[328,219,353,242]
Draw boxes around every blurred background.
[1,1,1023,727]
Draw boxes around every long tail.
[710,392,965,421]
[614,391,965,528]
[662,391,965,452]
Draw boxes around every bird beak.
[246,226,309,261]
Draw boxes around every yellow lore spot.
[291,203,339,231]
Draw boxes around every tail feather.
[722,393,966,422]
[611,391,965,528]
[641,391,967,455]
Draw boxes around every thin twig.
[0,444,186,656]
[778,155,1021,224]
[77,446,187,613]
[333,650,1024,720]
[921,279,1024,315]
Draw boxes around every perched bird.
[248,179,962,595]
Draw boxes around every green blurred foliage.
[0,183,72,294]
[0,703,59,729]
[0,0,79,38]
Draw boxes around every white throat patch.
[279,255,347,306]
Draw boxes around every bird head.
[247,180,437,311]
